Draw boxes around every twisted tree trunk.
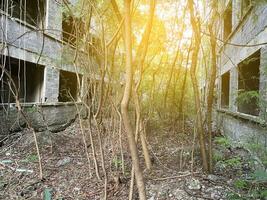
[207,0,217,173]
[121,1,146,199]
[188,0,209,172]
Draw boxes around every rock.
[172,189,189,200]
[206,186,223,200]
[227,179,233,185]
[55,157,71,167]
[148,197,155,200]
[211,192,221,200]
[5,152,11,156]
[207,174,220,182]
[187,178,201,190]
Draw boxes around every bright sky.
[138,0,193,54]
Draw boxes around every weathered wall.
[0,103,87,135]
[45,0,62,40]
[217,1,267,151]
[0,0,91,135]
[217,111,266,144]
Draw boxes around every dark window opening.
[62,13,84,46]
[221,71,230,108]
[0,56,44,103]
[0,0,46,27]
[58,70,82,102]
[237,50,260,116]
[241,0,251,17]
[223,1,232,40]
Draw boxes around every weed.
[233,179,248,190]
[213,151,224,162]
[225,157,242,168]
[214,136,231,148]
[21,154,38,163]
[112,157,122,169]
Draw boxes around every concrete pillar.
[43,67,60,103]
[232,0,241,29]
[230,67,238,112]
[259,47,267,121]
[45,0,62,40]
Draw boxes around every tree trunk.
[121,1,146,199]
[178,41,192,116]
[206,0,217,173]
[188,0,209,172]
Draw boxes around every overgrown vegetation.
[0,0,267,199]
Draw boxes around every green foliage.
[214,136,231,148]
[234,179,248,190]
[246,136,267,168]
[236,90,259,106]
[213,151,224,162]
[228,169,267,199]
[26,106,37,113]
[247,142,262,152]
[23,154,38,163]
[112,157,122,169]
[226,192,246,200]
[260,190,267,198]
[225,157,242,168]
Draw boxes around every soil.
[0,120,260,199]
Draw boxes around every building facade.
[0,0,91,134]
[216,0,267,150]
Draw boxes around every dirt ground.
[0,120,262,199]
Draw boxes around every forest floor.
[0,119,264,199]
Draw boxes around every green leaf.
[43,188,52,200]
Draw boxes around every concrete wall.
[0,103,87,135]
[0,0,90,134]
[217,0,267,150]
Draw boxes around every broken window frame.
[61,10,85,46]
[0,0,46,28]
[237,50,260,116]
[223,1,233,41]
[58,70,82,103]
[221,71,230,109]
[0,55,45,104]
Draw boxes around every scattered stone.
[0,160,13,164]
[148,196,155,200]
[15,168,33,173]
[5,152,11,156]
[211,191,221,200]
[206,186,223,200]
[207,174,221,182]
[187,178,201,190]
[55,157,72,167]
[227,179,233,185]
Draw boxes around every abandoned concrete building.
[216,0,267,147]
[0,0,92,134]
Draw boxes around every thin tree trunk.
[206,0,217,173]
[133,88,152,170]
[132,0,155,171]
[179,41,192,116]
[121,1,146,199]
[188,0,209,172]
